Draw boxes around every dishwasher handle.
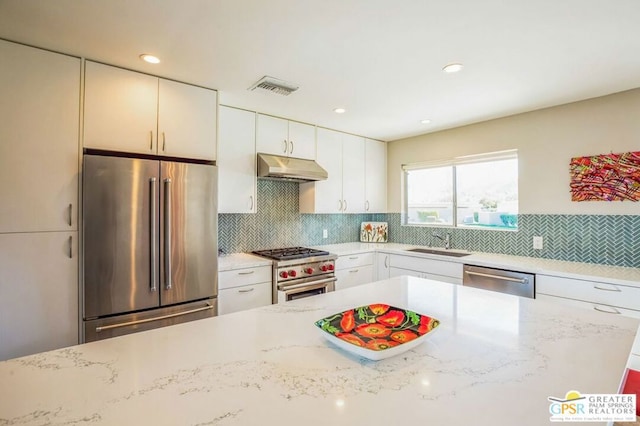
[464,270,529,284]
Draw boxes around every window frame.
[402,150,518,230]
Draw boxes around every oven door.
[277,277,336,303]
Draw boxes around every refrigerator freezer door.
[160,161,218,306]
[83,155,160,318]
[84,298,217,342]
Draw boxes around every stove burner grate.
[252,246,330,261]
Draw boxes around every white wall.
[387,88,640,215]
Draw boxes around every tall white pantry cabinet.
[0,40,80,361]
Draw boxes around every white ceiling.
[1,0,639,141]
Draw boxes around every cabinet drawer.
[389,254,462,279]
[536,294,640,320]
[219,266,272,289]
[336,252,374,270]
[335,265,374,291]
[218,282,272,315]
[389,267,462,285]
[537,275,640,311]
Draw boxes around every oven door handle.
[278,277,336,292]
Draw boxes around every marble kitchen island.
[0,276,638,425]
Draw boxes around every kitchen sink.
[406,248,472,257]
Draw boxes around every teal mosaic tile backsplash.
[218,180,640,267]
[386,213,640,268]
[218,180,384,254]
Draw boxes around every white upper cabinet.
[287,120,316,160]
[341,133,366,213]
[157,79,217,160]
[84,61,157,155]
[0,40,80,233]
[299,129,365,213]
[365,138,387,213]
[256,114,315,160]
[218,106,257,213]
[300,128,343,213]
[256,114,288,156]
[84,61,217,160]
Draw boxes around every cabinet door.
[288,121,316,160]
[536,294,640,320]
[537,275,640,312]
[0,41,80,233]
[376,253,391,280]
[390,254,463,279]
[219,282,272,315]
[157,79,217,160]
[335,265,374,291]
[218,106,257,213]
[341,134,366,213]
[256,114,289,156]
[300,128,344,213]
[365,138,387,213]
[389,267,422,279]
[0,232,78,361]
[219,266,272,289]
[336,252,375,270]
[84,61,158,154]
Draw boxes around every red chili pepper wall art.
[570,151,640,201]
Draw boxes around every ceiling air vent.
[248,76,299,96]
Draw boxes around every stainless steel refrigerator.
[82,153,218,342]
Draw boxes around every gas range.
[251,247,337,303]
[252,246,332,262]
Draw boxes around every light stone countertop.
[312,242,640,287]
[0,276,637,426]
[218,252,272,271]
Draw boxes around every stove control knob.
[328,264,334,271]
[305,267,314,274]
[280,271,289,278]
[289,270,297,278]
[320,265,328,272]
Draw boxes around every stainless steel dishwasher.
[462,264,535,298]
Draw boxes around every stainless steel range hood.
[257,153,328,182]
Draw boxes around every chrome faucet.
[433,232,451,249]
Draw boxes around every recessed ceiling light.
[140,54,160,64]
[333,108,346,114]
[420,119,432,124]
[442,63,463,73]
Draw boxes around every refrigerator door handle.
[164,177,172,290]
[149,177,158,292]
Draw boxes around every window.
[403,151,518,230]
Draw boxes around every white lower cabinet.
[376,252,391,280]
[218,266,272,315]
[388,254,463,285]
[389,267,462,285]
[536,275,640,319]
[219,283,272,315]
[536,294,640,320]
[0,232,78,361]
[335,252,375,291]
